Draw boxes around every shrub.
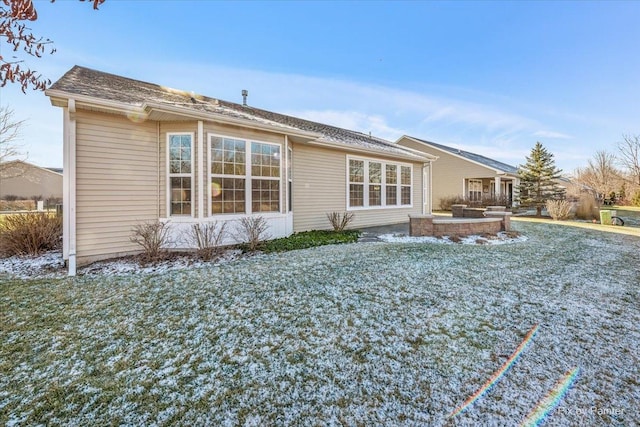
[480,194,511,208]
[546,199,573,220]
[262,230,360,253]
[438,194,511,210]
[438,195,466,211]
[575,194,600,220]
[326,211,355,232]
[632,190,640,207]
[0,212,62,256]
[234,216,270,251]
[187,221,227,261]
[130,220,173,263]
[3,194,19,202]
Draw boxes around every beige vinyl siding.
[292,143,424,231]
[397,138,502,209]
[75,110,158,264]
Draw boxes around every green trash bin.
[600,210,612,225]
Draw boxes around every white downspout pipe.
[65,99,77,276]
[197,120,204,219]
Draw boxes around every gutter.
[303,139,434,163]
[45,89,322,140]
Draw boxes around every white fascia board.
[45,90,321,140]
[46,90,145,117]
[304,139,433,163]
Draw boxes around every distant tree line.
[573,134,640,206]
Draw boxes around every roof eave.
[45,89,322,140]
[306,139,433,163]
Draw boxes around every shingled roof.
[407,136,518,174]
[48,66,431,161]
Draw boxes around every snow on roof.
[409,137,519,174]
[49,66,428,161]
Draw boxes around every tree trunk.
[536,205,543,217]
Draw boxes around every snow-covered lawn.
[1,222,639,426]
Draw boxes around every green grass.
[1,222,639,425]
[259,229,361,253]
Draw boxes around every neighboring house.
[0,160,63,200]
[46,66,436,275]
[396,136,519,209]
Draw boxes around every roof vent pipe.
[242,89,248,106]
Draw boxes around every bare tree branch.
[0,105,27,174]
[617,134,640,186]
[0,0,105,92]
[573,150,622,200]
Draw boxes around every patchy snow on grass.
[378,231,528,245]
[0,249,244,280]
[1,222,639,426]
[0,250,66,279]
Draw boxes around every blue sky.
[2,1,640,172]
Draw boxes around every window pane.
[170,177,191,215]
[401,186,411,205]
[212,137,245,177]
[369,184,382,206]
[401,166,411,185]
[251,179,280,212]
[386,186,397,205]
[369,162,381,184]
[386,165,397,184]
[349,160,364,183]
[349,183,364,207]
[211,177,245,214]
[169,135,192,174]
[251,142,281,177]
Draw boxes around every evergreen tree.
[517,142,565,216]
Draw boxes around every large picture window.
[168,133,193,216]
[347,157,412,209]
[210,135,281,215]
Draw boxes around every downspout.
[62,107,69,262]
[284,135,288,214]
[197,121,204,219]
[157,122,160,218]
[66,99,77,276]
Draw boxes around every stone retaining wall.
[409,212,511,237]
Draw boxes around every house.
[0,160,63,201]
[396,136,519,209]
[45,66,436,275]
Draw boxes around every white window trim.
[468,178,483,202]
[166,132,195,218]
[287,145,293,213]
[346,155,413,210]
[207,133,283,217]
